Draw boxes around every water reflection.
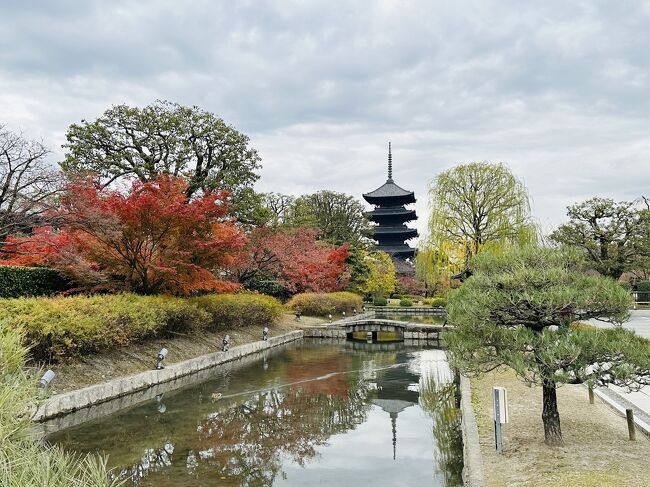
[47,343,462,487]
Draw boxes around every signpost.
[493,386,509,452]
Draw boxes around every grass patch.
[471,369,650,486]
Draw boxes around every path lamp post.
[38,370,56,396]
[328,314,332,323]
[342,311,346,318]
[156,348,168,370]
[222,335,230,352]
[263,327,269,341]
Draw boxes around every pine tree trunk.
[542,381,563,446]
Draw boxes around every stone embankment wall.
[460,375,486,486]
[34,330,303,426]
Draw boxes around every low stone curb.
[33,330,303,423]
[460,375,486,487]
[593,386,650,438]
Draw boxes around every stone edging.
[460,375,486,487]
[592,385,650,438]
[33,330,303,423]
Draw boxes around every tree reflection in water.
[188,357,372,485]
[48,344,463,487]
[418,351,464,485]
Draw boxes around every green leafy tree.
[447,246,648,446]
[632,196,650,280]
[550,197,642,279]
[61,100,261,220]
[346,246,372,294]
[286,190,369,246]
[260,192,295,227]
[415,245,458,296]
[427,162,535,273]
[359,251,397,299]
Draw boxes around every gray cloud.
[2,0,650,240]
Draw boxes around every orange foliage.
[1,175,246,295]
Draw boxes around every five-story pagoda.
[363,143,418,273]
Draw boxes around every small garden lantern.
[156,348,168,370]
[38,370,56,393]
[263,327,269,341]
[222,335,230,352]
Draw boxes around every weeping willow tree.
[421,162,537,288]
[0,322,122,486]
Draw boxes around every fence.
[632,291,650,304]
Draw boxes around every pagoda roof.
[366,207,416,217]
[376,244,416,256]
[372,226,418,237]
[363,180,414,200]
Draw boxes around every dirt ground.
[472,370,650,487]
[46,313,326,394]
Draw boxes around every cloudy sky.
[2,1,650,240]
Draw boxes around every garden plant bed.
[472,369,650,487]
[43,313,325,394]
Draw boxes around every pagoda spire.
[387,142,393,181]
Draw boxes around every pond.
[47,341,463,486]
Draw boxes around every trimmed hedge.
[373,296,388,306]
[0,266,69,298]
[0,292,283,362]
[287,292,363,317]
[636,281,650,292]
[399,298,413,307]
[429,297,447,308]
[192,293,283,330]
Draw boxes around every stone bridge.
[303,318,447,342]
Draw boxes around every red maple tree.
[1,226,73,267]
[2,175,246,295]
[234,227,349,293]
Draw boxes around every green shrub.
[399,298,413,307]
[430,297,447,308]
[287,291,363,316]
[391,294,403,300]
[373,296,388,306]
[0,292,282,362]
[636,281,650,292]
[0,266,69,298]
[192,293,283,330]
